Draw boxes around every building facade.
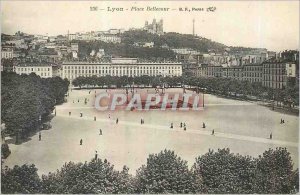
[222,66,243,80]
[243,64,263,83]
[262,59,287,89]
[196,64,222,77]
[13,62,57,78]
[61,58,182,81]
[1,47,14,59]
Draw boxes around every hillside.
[121,30,227,52]
[77,30,268,61]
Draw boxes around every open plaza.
[3,88,299,175]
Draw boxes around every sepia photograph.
[1,0,299,194]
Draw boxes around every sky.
[1,1,299,52]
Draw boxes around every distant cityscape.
[1,18,299,90]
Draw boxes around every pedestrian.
[283,119,285,124]
[99,129,102,135]
[80,139,83,145]
[73,100,74,103]
[54,109,56,116]
[280,118,283,124]
[89,91,91,94]
[39,132,41,141]
[203,122,206,128]
[69,111,71,116]
[212,129,215,135]
[116,118,119,124]
[180,122,183,128]
[78,99,79,103]
[80,112,83,117]
[94,116,96,121]
[184,123,186,131]
[270,133,272,140]
[170,123,173,129]
[109,113,111,119]
[95,151,98,160]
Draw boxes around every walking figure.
[39,132,41,141]
[94,116,96,121]
[78,99,79,103]
[170,123,173,129]
[282,119,285,124]
[80,139,83,145]
[80,112,83,117]
[109,113,111,119]
[99,129,102,135]
[116,118,119,124]
[184,123,186,131]
[69,111,71,116]
[270,133,272,140]
[95,151,98,160]
[203,122,206,128]
[212,129,215,135]
[180,122,183,128]
[141,118,143,124]
[89,91,91,94]
[73,100,74,103]
[280,118,283,124]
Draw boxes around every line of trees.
[1,72,69,144]
[1,147,298,194]
[72,75,299,106]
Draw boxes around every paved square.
[3,88,298,175]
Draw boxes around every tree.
[40,158,133,194]
[1,164,41,194]
[192,148,256,194]
[254,147,297,194]
[134,149,205,193]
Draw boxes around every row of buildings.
[67,30,122,43]
[12,58,183,81]
[10,55,298,90]
[194,55,298,89]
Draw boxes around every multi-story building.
[96,34,121,43]
[68,34,77,41]
[286,63,297,77]
[108,29,125,34]
[222,66,243,81]
[5,39,27,49]
[1,47,14,59]
[71,43,79,52]
[61,58,182,81]
[13,62,58,78]
[196,64,223,77]
[262,59,296,89]
[243,63,263,83]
